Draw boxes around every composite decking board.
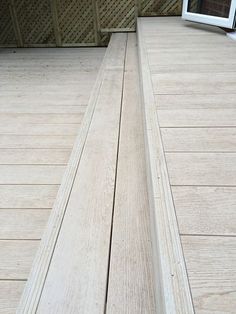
[140,16,236,313]
[35,34,127,313]
[0,165,65,184]
[0,149,70,165]
[172,186,236,236]
[0,281,26,314]
[155,94,236,110]
[182,236,236,313]
[138,19,194,313]
[0,185,58,209]
[166,153,236,186]
[0,46,105,311]
[0,135,74,149]
[0,240,39,280]
[158,109,236,127]
[161,128,236,152]
[0,209,50,239]
[106,34,155,313]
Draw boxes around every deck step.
[17,33,128,313]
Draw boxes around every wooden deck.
[0,47,105,313]
[138,17,236,313]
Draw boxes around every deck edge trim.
[137,18,194,314]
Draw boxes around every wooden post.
[50,0,62,47]
[9,0,23,47]
[92,0,101,46]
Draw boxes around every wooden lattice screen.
[0,0,182,47]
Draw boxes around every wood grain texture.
[161,128,236,152]
[158,109,236,127]
[0,165,65,184]
[166,153,236,186]
[182,236,236,314]
[36,33,127,314]
[172,186,236,236]
[0,149,70,165]
[0,185,58,209]
[0,240,39,279]
[0,281,25,314]
[155,94,236,110]
[106,34,155,313]
[0,209,50,239]
[138,19,194,313]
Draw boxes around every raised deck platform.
[1,16,236,314]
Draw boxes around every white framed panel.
[182,0,236,29]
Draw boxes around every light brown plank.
[106,34,155,313]
[0,149,70,165]
[172,186,236,236]
[0,209,50,239]
[0,281,25,314]
[0,185,58,209]
[158,109,236,127]
[0,240,39,279]
[182,236,236,314]
[166,153,236,186]
[0,165,65,184]
[161,128,236,152]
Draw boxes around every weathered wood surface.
[0,47,105,310]
[106,34,155,313]
[141,16,236,313]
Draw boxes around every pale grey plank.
[0,240,39,279]
[0,281,25,314]
[166,153,236,186]
[172,186,236,236]
[0,209,50,239]
[182,236,236,314]
[161,128,236,152]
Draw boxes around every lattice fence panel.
[58,0,95,44]
[140,0,182,16]
[0,1,17,45]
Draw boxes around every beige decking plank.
[0,165,65,184]
[0,240,39,280]
[158,109,236,127]
[0,209,50,239]
[152,72,236,95]
[172,186,236,236]
[0,281,26,314]
[35,33,127,313]
[0,185,58,209]
[0,113,83,124]
[0,105,86,114]
[0,135,75,149]
[161,128,236,152]
[0,149,70,165]
[106,34,155,313]
[155,94,236,110]
[182,236,236,314]
[166,153,236,186]
[0,123,80,136]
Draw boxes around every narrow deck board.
[106,34,155,313]
[161,128,236,152]
[0,240,39,279]
[158,109,236,127]
[172,186,236,236]
[0,185,58,209]
[18,34,127,314]
[0,165,65,184]
[182,236,236,314]
[0,281,25,314]
[166,153,236,186]
[0,209,50,239]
